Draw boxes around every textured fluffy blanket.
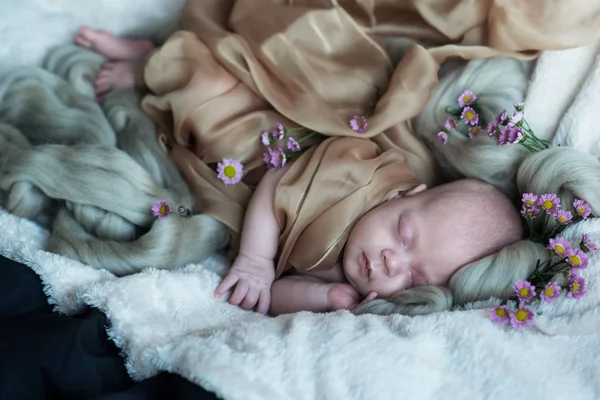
[3,207,600,400]
[0,0,184,73]
[3,2,600,400]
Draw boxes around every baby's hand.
[327,284,378,311]
[214,253,275,314]
[353,291,378,310]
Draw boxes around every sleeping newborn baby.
[215,170,523,316]
[70,28,522,315]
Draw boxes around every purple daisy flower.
[539,193,560,214]
[287,137,301,152]
[521,193,538,208]
[566,248,588,269]
[350,115,368,133]
[496,110,509,125]
[269,148,287,168]
[565,268,579,281]
[510,305,534,329]
[487,121,499,137]
[274,123,285,140]
[581,233,598,253]
[217,158,244,185]
[506,126,525,144]
[520,206,539,220]
[263,149,273,168]
[567,276,586,299]
[460,106,479,126]
[508,111,524,127]
[458,90,477,107]
[468,126,481,139]
[573,199,592,219]
[261,131,271,146]
[444,117,458,131]
[489,305,510,325]
[513,280,536,303]
[547,237,571,257]
[554,209,573,225]
[151,200,171,219]
[496,126,509,145]
[436,131,448,144]
[541,282,561,304]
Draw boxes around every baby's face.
[342,186,481,297]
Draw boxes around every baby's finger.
[365,292,378,302]
[240,289,259,310]
[352,292,378,310]
[256,289,271,315]
[229,280,250,306]
[214,273,239,298]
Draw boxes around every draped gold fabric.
[141,0,600,276]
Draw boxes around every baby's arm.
[214,167,287,313]
[270,275,334,315]
[236,166,286,263]
[270,272,376,316]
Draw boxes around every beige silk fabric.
[141,0,600,276]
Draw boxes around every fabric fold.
[142,0,600,272]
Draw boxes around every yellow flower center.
[577,206,585,214]
[543,199,554,210]
[223,165,237,179]
[526,210,535,217]
[465,110,475,120]
[525,199,535,206]
[545,287,554,297]
[555,244,565,255]
[471,127,480,135]
[569,255,581,266]
[515,309,528,322]
[356,119,364,127]
[519,287,530,297]
[159,205,168,215]
[559,215,567,223]
[572,281,580,293]
[463,95,472,103]
[495,308,507,317]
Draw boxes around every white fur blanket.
[3,2,600,399]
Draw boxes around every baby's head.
[343,178,523,297]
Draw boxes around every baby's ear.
[386,184,427,201]
[405,183,427,197]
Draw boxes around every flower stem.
[541,213,550,238]
[539,259,569,278]
[519,141,536,153]
[523,119,549,148]
[295,131,321,143]
[526,216,535,240]
[544,222,563,243]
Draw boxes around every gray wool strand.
[0,45,228,276]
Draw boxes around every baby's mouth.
[360,251,372,279]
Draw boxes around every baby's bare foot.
[94,61,140,98]
[74,27,154,60]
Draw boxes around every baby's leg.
[74,27,154,60]
[74,27,155,98]
[270,275,360,316]
[93,61,144,97]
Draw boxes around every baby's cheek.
[373,276,410,297]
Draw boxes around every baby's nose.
[382,249,406,276]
